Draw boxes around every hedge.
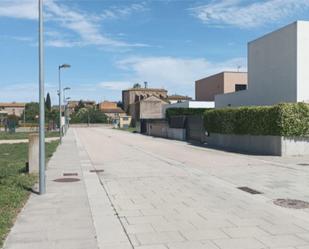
[166,108,209,119]
[204,103,309,137]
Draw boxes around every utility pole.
[38,0,46,195]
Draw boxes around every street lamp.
[63,87,71,103]
[58,64,71,143]
[63,87,71,134]
[38,0,45,195]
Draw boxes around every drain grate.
[298,163,309,166]
[63,173,78,176]
[54,178,80,183]
[274,199,309,209]
[238,186,262,194]
[90,169,104,173]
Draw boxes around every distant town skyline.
[1,0,309,103]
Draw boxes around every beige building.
[122,88,168,114]
[195,72,248,101]
[122,87,168,125]
[0,102,26,117]
[119,115,132,129]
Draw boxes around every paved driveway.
[75,127,309,249]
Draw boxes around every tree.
[45,92,51,111]
[117,101,124,109]
[24,102,39,123]
[133,83,141,88]
[70,107,108,124]
[74,100,85,112]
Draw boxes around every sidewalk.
[3,129,130,249]
[0,137,59,144]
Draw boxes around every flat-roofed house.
[195,72,248,101]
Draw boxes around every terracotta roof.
[0,102,26,107]
[101,108,125,114]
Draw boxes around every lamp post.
[58,64,70,143]
[38,0,45,195]
[63,87,71,134]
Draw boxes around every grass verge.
[0,131,58,140]
[0,141,59,247]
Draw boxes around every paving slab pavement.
[3,129,129,249]
[0,137,59,144]
[75,127,309,249]
[4,127,309,249]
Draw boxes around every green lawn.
[0,131,58,140]
[0,141,59,247]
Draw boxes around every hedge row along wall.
[204,103,309,137]
[166,108,209,119]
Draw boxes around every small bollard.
[28,133,39,173]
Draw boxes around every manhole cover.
[238,186,262,194]
[63,173,78,176]
[90,169,104,173]
[54,178,80,183]
[298,163,309,166]
[274,199,309,209]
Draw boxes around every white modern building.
[216,21,309,108]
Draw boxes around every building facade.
[122,88,168,114]
[195,72,248,101]
[122,88,168,124]
[0,102,26,117]
[216,21,309,108]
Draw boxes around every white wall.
[216,21,308,108]
[297,21,309,102]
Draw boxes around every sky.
[1,0,309,104]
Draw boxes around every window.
[235,84,247,91]
[123,117,129,121]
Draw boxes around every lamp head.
[59,64,71,69]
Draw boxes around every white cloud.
[0,0,148,48]
[191,0,309,28]
[98,81,132,91]
[116,56,247,88]
[101,3,148,20]
[0,0,37,20]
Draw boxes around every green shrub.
[166,108,209,119]
[204,103,309,137]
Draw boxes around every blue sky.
[1,0,309,104]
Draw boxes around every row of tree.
[4,94,111,127]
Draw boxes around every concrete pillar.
[28,133,39,173]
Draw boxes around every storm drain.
[274,199,309,209]
[298,163,309,166]
[54,178,80,183]
[90,169,104,173]
[238,187,262,195]
[63,173,78,176]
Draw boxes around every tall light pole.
[63,87,71,134]
[58,64,70,143]
[38,0,45,195]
